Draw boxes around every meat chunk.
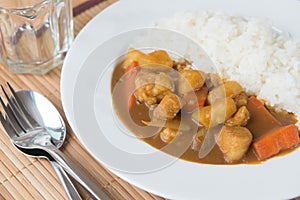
[226,106,250,126]
[234,92,248,108]
[173,59,192,72]
[217,125,253,163]
[178,70,206,94]
[135,70,175,106]
[160,127,179,143]
[153,93,182,120]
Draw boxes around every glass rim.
[0,0,56,11]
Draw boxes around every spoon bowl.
[16,90,66,148]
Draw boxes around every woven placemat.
[0,0,163,199]
[1,1,299,200]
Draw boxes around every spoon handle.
[47,148,110,200]
[50,160,82,200]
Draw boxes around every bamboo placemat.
[1,1,299,200]
[0,0,164,199]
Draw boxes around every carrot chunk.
[247,96,281,126]
[125,61,139,73]
[253,124,300,160]
[246,96,282,138]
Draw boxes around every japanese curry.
[111,48,300,164]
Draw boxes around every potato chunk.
[153,93,182,120]
[207,81,243,104]
[146,50,173,68]
[192,97,237,128]
[122,48,146,68]
[226,106,250,126]
[123,48,173,70]
[217,125,253,163]
[178,70,206,94]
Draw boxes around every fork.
[0,83,108,200]
[0,84,81,200]
[8,143,82,200]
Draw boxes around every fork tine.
[6,82,40,128]
[1,85,32,132]
[0,111,19,138]
[0,97,24,136]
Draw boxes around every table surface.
[73,0,88,7]
[0,0,164,199]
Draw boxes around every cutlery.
[16,146,82,200]
[0,84,82,200]
[0,83,110,200]
[50,160,82,200]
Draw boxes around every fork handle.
[46,148,110,200]
[50,160,82,200]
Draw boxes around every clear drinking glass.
[0,0,73,74]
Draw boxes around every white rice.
[157,10,300,126]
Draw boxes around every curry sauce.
[111,49,300,164]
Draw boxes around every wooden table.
[0,0,164,199]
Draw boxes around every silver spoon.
[0,86,81,199]
[0,86,110,200]
[18,146,82,200]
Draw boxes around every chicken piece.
[153,93,182,120]
[160,127,179,143]
[226,106,250,126]
[217,125,253,163]
[191,127,207,151]
[234,92,248,108]
[135,70,175,106]
[178,70,206,94]
[173,59,192,72]
[206,73,223,90]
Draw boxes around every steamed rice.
[157,10,300,125]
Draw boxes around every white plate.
[61,0,300,199]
